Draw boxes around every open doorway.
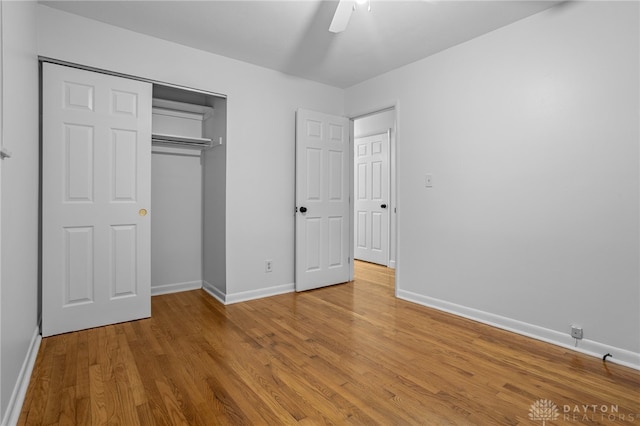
[352,108,397,271]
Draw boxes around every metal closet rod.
[152,140,210,147]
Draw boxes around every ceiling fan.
[329,0,371,33]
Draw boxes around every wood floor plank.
[19,261,640,425]
[41,353,66,424]
[88,364,107,425]
[20,342,52,426]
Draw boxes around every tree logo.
[529,399,560,425]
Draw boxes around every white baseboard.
[202,281,294,305]
[151,280,202,296]
[388,259,397,269]
[2,326,41,426]
[397,289,640,371]
[203,280,226,304]
[226,283,294,304]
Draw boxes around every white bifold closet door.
[42,63,153,337]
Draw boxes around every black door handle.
[299,206,307,213]
[381,204,387,209]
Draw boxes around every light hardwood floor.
[20,261,640,425]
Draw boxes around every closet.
[150,85,223,296]
[41,62,226,336]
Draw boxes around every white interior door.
[42,63,152,337]
[295,109,350,291]
[354,131,390,266]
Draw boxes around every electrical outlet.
[265,260,273,273]
[571,326,583,340]
[425,174,433,188]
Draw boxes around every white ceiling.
[40,0,562,88]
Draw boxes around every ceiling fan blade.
[329,0,355,33]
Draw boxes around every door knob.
[299,206,307,213]
[381,204,387,209]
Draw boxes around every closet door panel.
[43,63,152,337]
[111,89,139,117]
[64,124,94,202]
[63,226,95,305]
[64,81,94,111]
[110,128,138,202]
[110,224,138,298]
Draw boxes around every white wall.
[0,0,40,423]
[0,1,4,413]
[354,110,397,268]
[151,151,203,295]
[346,2,640,368]
[35,0,639,369]
[203,98,227,296]
[354,110,395,138]
[37,5,345,301]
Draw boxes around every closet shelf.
[151,133,213,149]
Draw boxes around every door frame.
[39,57,227,100]
[38,57,229,321]
[349,103,399,288]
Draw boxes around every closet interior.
[150,84,227,296]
